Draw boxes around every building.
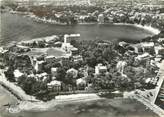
[135,52,152,61]
[13,69,24,81]
[127,44,143,54]
[67,68,78,78]
[116,61,127,77]
[63,34,80,43]
[61,34,79,53]
[76,78,87,90]
[47,80,61,91]
[0,47,8,68]
[33,60,44,72]
[61,42,78,53]
[36,72,48,81]
[95,64,107,75]
[159,13,164,20]
[51,67,58,77]
[98,14,104,24]
[154,46,164,56]
[73,55,83,63]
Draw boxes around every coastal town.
[0,0,164,117]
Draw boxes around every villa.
[47,80,61,91]
[95,64,107,75]
[67,68,78,79]
[51,67,58,77]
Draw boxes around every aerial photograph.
[0,0,164,117]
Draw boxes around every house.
[141,42,154,48]
[158,38,164,44]
[67,68,78,78]
[135,53,152,61]
[76,78,87,90]
[47,80,61,91]
[95,64,107,75]
[158,49,164,56]
[36,72,48,80]
[154,46,164,56]
[54,41,62,47]
[33,60,44,72]
[51,67,58,77]
[119,41,128,47]
[44,35,58,44]
[141,42,155,53]
[159,13,164,20]
[13,69,24,81]
[78,66,89,77]
[73,55,83,63]
[98,14,104,23]
[116,61,127,77]
[71,48,79,55]
[127,44,143,54]
[127,42,154,54]
[154,55,163,68]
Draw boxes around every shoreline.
[30,15,160,35]
[28,13,160,35]
[8,11,160,35]
[114,23,160,35]
[0,12,160,47]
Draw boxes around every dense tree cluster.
[2,4,164,29]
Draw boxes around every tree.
[5,67,15,82]
[2,0,18,10]
[85,55,97,67]
[56,67,66,81]
[103,47,116,63]
[65,72,75,85]
[70,39,78,47]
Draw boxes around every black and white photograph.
[0,0,164,117]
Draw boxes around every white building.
[61,43,77,52]
[61,34,79,53]
[13,69,23,81]
[116,61,127,77]
[63,34,80,43]
[98,14,104,24]
[95,64,107,75]
[34,60,44,72]
[51,67,58,77]
[67,68,78,78]
[73,55,83,63]
[47,80,61,91]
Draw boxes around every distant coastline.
[28,13,161,35]
[9,11,161,35]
